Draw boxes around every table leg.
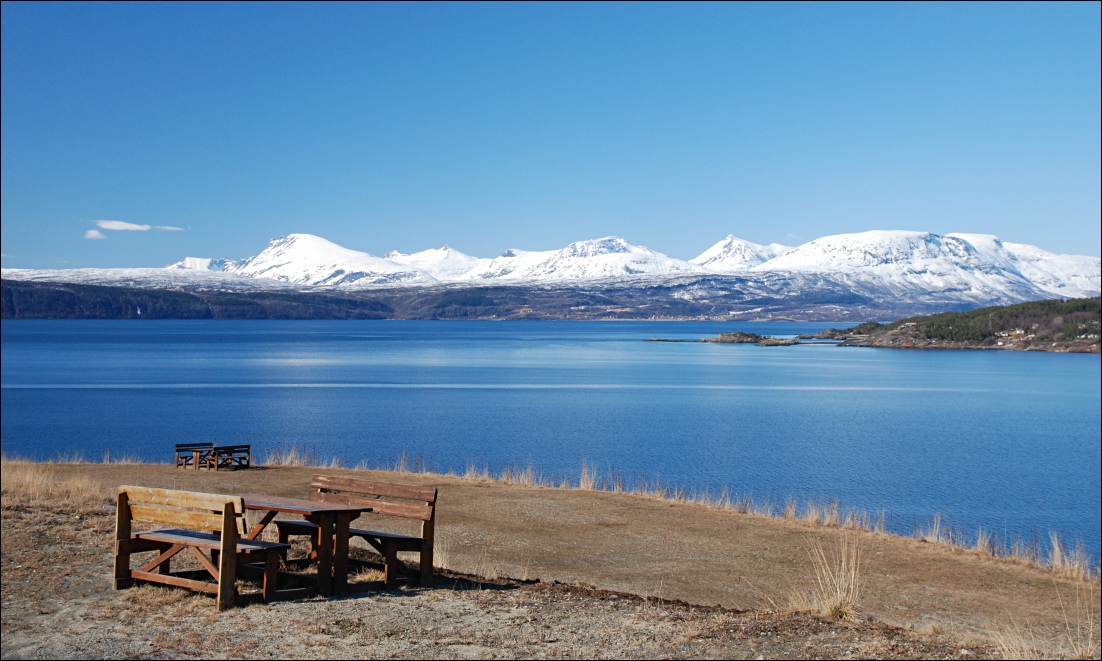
[334,512,351,595]
[246,510,278,541]
[315,513,334,597]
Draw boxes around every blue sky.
[2,3,1099,268]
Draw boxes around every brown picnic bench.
[112,486,290,610]
[173,443,251,470]
[273,475,438,587]
[204,444,252,471]
[174,442,213,469]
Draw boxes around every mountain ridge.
[4,230,1099,318]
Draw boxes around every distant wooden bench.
[174,442,213,469]
[204,445,252,471]
[274,475,437,587]
[113,485,289,610]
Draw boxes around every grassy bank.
[2,455,1100,659]
[256,447,1099,583]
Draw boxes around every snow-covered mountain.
[750,230,1047,305]
[691,235,792,271]
[946,233,1101,299]
[384,246,490,281]
[3,230,1098,316]
[461,237,698,282]
[227,234,434,287]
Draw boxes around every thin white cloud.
[84,229,107,240]
[92,220,185,233]
[97,220,151,231]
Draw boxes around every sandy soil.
[2,462,1098,659]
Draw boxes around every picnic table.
[238,493,369,596]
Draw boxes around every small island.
[647,331,797,346]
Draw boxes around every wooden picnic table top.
[238,493,370,516]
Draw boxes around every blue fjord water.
[2,319,1099,560]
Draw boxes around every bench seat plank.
[136,529,289,553]
[275,520,424,544]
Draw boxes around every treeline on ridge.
[849,297,1101,343]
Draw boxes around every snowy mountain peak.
[228,233,434,287]
[560,236,646,258]
[692,235,792,272]
[384,245,489,281]
[758,230,981,271]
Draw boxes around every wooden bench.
[203,444,252,471]
[174,442,213,469]
[273,475,437,587]
[113,485,289,610]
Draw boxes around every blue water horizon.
[2,319,1099,561]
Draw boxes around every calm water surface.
[2,320,1099,559]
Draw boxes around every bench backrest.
[117,485,246,537]
[213,444,251,453]
[309,474,437,530]
[175,442,214,451]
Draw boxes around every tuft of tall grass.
[577,460,597,490]
[790,536,861,621]
[990,582,1100,660]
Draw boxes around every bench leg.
[113,492,133,590]
[263,551,278,602]
[216,510,237,611]
[419,543,433,588]
[277,527,291,561]
[113,542,133,590]
[383,541,398,588]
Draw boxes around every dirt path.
[2,462,1098,659]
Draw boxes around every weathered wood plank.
[128,506,229,532]
[136,529,287,553]
[311,475,437,503]
[217,505,237,611]
[308,492,430,521]
[131,571,219,594]
[350,529,423,553]
[120,486,243,513]
[273,519,319,535]
[139,544,185,573]
[189,546,220,580]
[113,492,132,590]
[245,510,278,541]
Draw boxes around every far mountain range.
[3,230,1100,321]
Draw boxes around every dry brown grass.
[790,536,862,621]
[0,458,110,511]
[263,446,343,469]
[990,583,1100,660]
[258,448,1101,582]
